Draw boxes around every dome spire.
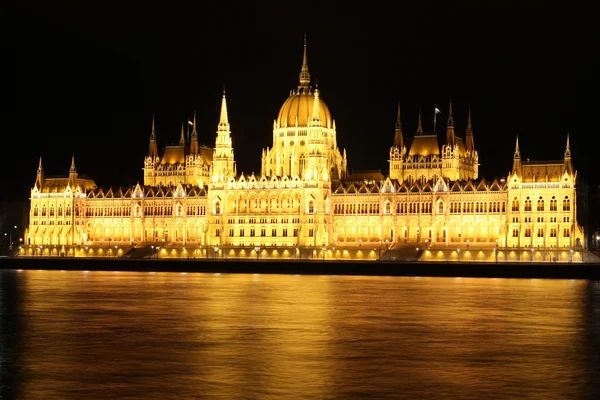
[299,34,311,91]
[310,85,321,126]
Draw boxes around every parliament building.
[22,39,585,262]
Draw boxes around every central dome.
[277,90,332,129]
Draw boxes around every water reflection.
[0,270,599,399]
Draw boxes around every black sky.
[6,1,593,201]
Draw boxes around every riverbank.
[2,257,600,279]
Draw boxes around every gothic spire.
[393,101,404,148]
[70,154,76,172]
[299,34,311,90]
[465,105,475,151]
[179,123,185,146]
[446,99,455,145]
[514,136,520,159]
[218,88,230,132]
[417,107,423,135]
[565,133,571,158]
[148,114,158,158]
[310,85,321,126]
[190,110,199,155]
[512,136,522,175]
[38,156,43,173]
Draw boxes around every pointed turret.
[465,106,475,151]
[35,156,44,188]
[298,34,311,91]
[564,133,573,173]
[69,154,78,184]
[190,111,199,155]
[446,99,455,145]
[512,136,521,175]
[179,123,185,146]
[393,102,404,148]
[148,114,158,158]
[218,88,231,132]
[310,85,321,126]
[417,107,423,135]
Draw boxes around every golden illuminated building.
[22,37,585,261]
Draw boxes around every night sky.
[7,2,591,202]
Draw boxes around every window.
[512,198,519,212]
[250,228,255,237]
[385,202,391,214]
[309,228,314,237]
[229,228,234,237]
[272,228,276,236]
[261,228,266,237]
[283,228,288,237]
[293,228,298,237]
[240,229,245,237]
[537,197,544,212]
[33,205,38,216]
[550,228,557,237]
[537,228,544,237]
[215,229,220,237]
[563,196,571,211]
[438,202,444,213]
[525,228,531,237]
[512,228,519,237]
[308,201,314,213]
[550,196,557,211]
[525,197,532,212]
[215,201,221,214]
[563,228,570,237]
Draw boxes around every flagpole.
[433,104,437,133]
[187,116,190,142]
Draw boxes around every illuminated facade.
[23,38,584,259]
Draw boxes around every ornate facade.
[22,38,585,260]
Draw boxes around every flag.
[434,107,441,114]
[188,120,194,126]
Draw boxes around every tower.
[35,156,43,189]
[512,136,521,176]
[190,111,199,156]
[211,89,236,182]
[68,154,78,185]
[144,115,159,186]
[389,102,406,181]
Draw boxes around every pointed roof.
[465,106,475,151]
[299,33,310,89]
[218,89,230,132]
[394,102,404,148]
[179,123,185,146]
[446,99,455,145]
[417,107,423,135]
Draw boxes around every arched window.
[49,205,55,216]
[525,197,532,212]
[537,196,544,212]
[308,201,314,213]
[33,205,38,216]
[512,197,519,212]
[550,196,557,211]
[438,201,444,214]
[42,205,47,216]
[66,206,72,216]
[58,205,63,216]
[563,196,571,211]
[385,202,391,214]
[215,201,221,214]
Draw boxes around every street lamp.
[254,246,260,261]
[214,246,219,260]
[8,225,17,251]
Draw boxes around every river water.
[1,269,599,399]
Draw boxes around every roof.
[520,161,566,182]
[276,91,332,129]
[37,177,97,193]
[408,135,440,156]
[347,170,385,181]
[160,146,185,165]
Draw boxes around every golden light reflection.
[10,272,595,399]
